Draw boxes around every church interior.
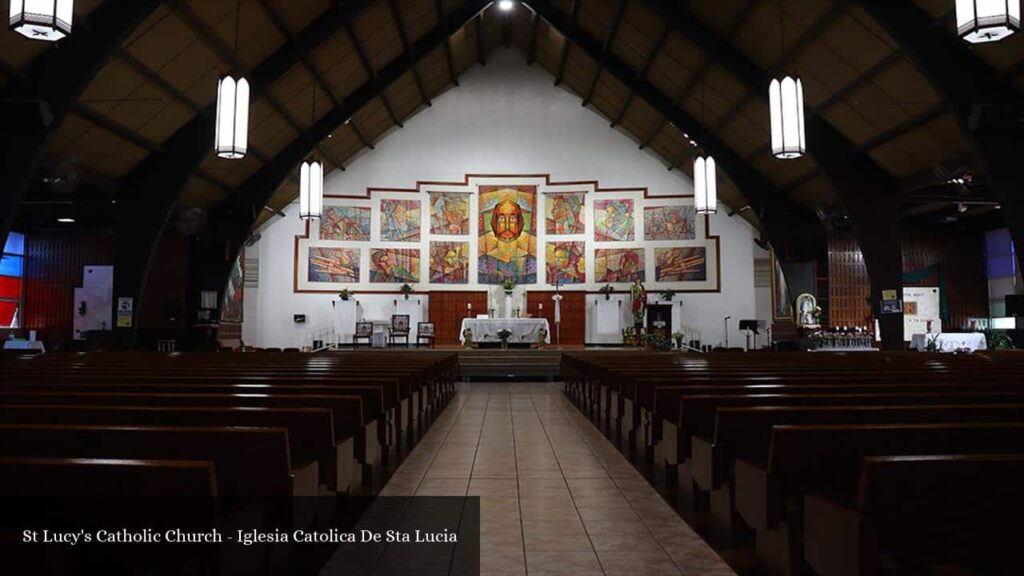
[1,0,1023,574]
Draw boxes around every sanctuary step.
[457,349,562,380]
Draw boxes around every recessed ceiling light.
[57,217,75,223]
[498,0,515,11]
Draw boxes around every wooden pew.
[803,454,1024,576]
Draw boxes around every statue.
[630,278,647,343]
[537,327,548,349]
[462,327,474,349]
[795,293,820,328]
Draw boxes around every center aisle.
[377,382,736,576]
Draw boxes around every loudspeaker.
[1007,295,1024,317]
[293,314,306,323]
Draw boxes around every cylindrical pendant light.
[769,76,805,159]
[693,156,717,215]
[956,0,1020,43]
[10,0,74,41]
[299,160,323,221]
[215,76,249,159]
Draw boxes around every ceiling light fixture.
[956,0,1020,43]
[694,78,717,215]
[299,79,323,221]
[215,0,249,159]
[498,0,515,11]
[769,1,805,159]
[10,0,73,41]
[57,217,75,223]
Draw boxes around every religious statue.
[630,278,647,334]
[462,327,474,349]
[795,293,820,328]
[537,327,548,349]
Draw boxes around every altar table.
[459,318,551,344]
[909,332,987,352]
[3,340,45,354]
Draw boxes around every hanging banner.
[116,297,133,328]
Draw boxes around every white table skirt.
[460,318,551,343]
[3,341,45,353]
[909,332,987,352]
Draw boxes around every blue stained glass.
[0,255,23,277]
[2,232,24,256]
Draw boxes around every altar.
[909,332,987,353]
[459,318,551,344]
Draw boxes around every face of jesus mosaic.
[492,200,525,241]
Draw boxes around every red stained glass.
[0,301,17,327]
[0,275,22,299]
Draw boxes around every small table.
[459,318,551,344]
[909,332,987,352]
[3,340,45,354]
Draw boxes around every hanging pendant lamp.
[299,160,323,221]
[693,156,717,215]
[769,1,805,160]
[10,0,74,41]
[214,0,249,159]
[956,0,1020,43]
[215,76,249,159]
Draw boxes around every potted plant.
[643,333,672,352]
[400,283,414,300]
[660,289,675,302]
[338,289,352,301]
[988,331,1015,350]
[496,328,512,349]
[502,279,515,295]
[672,331,685,350]
[599,284,615,300]
[925,332,942,352]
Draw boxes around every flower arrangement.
[400,283,414,299]
[622,326,637,346]
[497,328,513,348]
[672,331,685,349]
[925,332,942,353]
[599,284,615,300]
[502,279,516,294]
[338,289,352,301]
[660,289,676,302]
[643,334,672,352]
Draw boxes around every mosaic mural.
[308,247,360,283]
[594,248,645,283]
[594,199,634,241]
[478,185,537,284]
[429,241,470,284]
[545,192,585,235]
[220,251,243,322]
[545,241,586,285]
[320,206,371,241]
[655,247,707,282]
[429,192,470,235]
[380,199,421,242]
[369,248,420,283]
[644,205,696,241]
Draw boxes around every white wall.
[244,49,759,348]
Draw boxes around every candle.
[539,303,544,310]
[467,302,472,310]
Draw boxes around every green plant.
[643,333,672,352]
[400,284,414,299]
[496,328,513,349]
[338,289,352,301]
[925,332,942,353]
[599,284,615,300]
[660,289,675,301]
[672,331,685,348]
[988,331,1015,350]
[502,279,516,292]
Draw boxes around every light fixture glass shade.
[956,0,1020,43]
[9,0,74,41]
[299,160,323,220]
[769,76,805,159]
[693,155,717,215]
[498,0,515,11]
[215,76,249,159]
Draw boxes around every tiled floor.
[380,382,736,576]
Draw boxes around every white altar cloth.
[909,332,987,352]
[459,318,551,344]
[3,340,45,354]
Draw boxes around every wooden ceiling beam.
[609,22,670,128]
[388,0,432,107]
[255,0,372,150]
[638,0,760,149]
[165,0,346,171]
[525,0,821,246]
[581,0,626,108]
[553,0,581,86]
[343,17,404,128]
[436,0,460,85]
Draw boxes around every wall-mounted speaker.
[293,314,306,324]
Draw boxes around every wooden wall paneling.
[428,291,488,345]
[525,291,585,346]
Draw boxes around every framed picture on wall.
[770,250,793,320]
